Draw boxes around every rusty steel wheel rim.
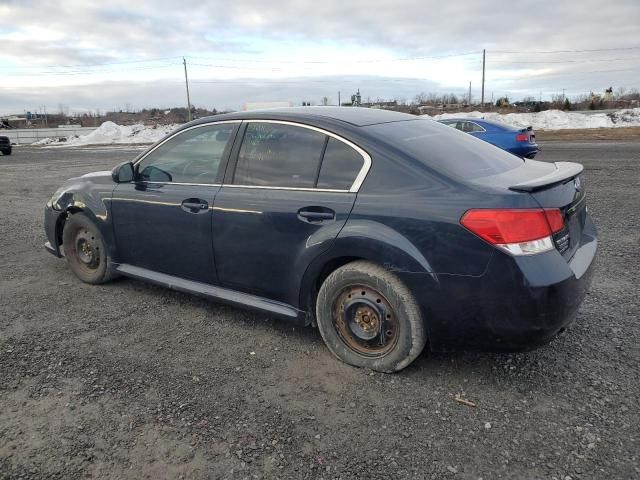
[333,285,399,357]
[74,229,100,271]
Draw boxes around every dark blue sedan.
[438,117,539,158]
[44,107,595,372]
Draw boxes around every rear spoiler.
[509,162,583,192]
[519,126,533,132]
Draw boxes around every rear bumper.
[400,214,597,352]
[508,144,539,159]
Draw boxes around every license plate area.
[555,193,586,258]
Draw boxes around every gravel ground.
[0,142,638,480]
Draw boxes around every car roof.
[190,106,418,128]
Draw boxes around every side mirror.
[112,161,134,183]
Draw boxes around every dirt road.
[1,141,638,479]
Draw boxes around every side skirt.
[116,264,304,320]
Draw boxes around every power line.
[188,50,482,64]
[492,46,640,54]
[4,63,181,76]
[489,57,640,65]
[488,67,639,82]
[0,50,481,72]
[0,56,183,70]
[4,46,640,76]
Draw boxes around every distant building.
[1,116,29,128]
[361,101,398,109]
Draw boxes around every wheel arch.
[299,221,438,320]
[54,191,116,260]
[54,205,83,251]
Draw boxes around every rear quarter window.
[317,138,364,190]
[366,119,523,180]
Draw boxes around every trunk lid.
[517,126,536,144]
[472,160,586,259]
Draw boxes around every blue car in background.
[438,118,539,158]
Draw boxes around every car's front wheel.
[62,212,116,284]
[316,261,427,372]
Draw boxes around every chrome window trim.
[140,181,222,187]
[238,120,372,193]
[136,182,347,193]
[130,118,371,193]
[223,184,349,193]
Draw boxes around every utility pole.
[481,49,486,108]
[338,91,341,106]
[183,57,192,122]
[468,81,472,105]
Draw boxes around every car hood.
[58,170,114,193]
[81,170,112,178]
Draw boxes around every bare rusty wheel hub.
[333,285,399,357]
[75,229,100,271]
[353,306,380,339]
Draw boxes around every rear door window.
[317,138,364,190]
[234,123,326,188]
[463,121,485,133]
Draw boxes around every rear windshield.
[365,119,524,180]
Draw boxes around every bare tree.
[414,92,429,104]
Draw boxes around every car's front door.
[111,121,239,284]
[212,121,369,307]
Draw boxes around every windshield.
[365,119,524,180]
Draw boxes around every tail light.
[461,208,565,255]
[515,133,529,142]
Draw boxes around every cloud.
[0,76,442,114]
[0,0,638,112]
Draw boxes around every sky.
[1,0,639,115]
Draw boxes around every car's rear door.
[212,120,369,307]
[111,121,239,284]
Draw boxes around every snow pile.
[432,108,640,130]
[32,137,68,145]
[31,108,640,147]
[33,121,179,146]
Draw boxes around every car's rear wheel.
[316,261,426,372]
[62,212,116,284]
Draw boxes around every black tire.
[1,149,10,156]
[62,212,116,284]
[316,261,426,372]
